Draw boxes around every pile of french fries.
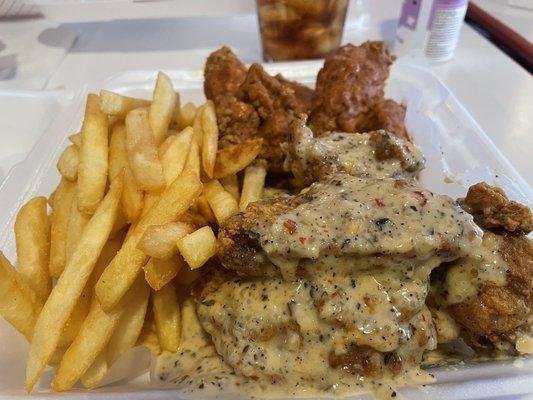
[0,71,268,392]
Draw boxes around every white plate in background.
[0,61,531,399]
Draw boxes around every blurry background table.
[0,0,532,186]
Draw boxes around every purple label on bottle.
[399,0,422,31]
[428,0,469,28]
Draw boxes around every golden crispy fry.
[125,107,165,191]
[99,90,150,117]
[110,207,128,238]
[95,170,201,311]
[65,196,90,264]
[149,72,177,145]
[192,104,204,148]
[15,196,51,302]
[152,281,181,352]
[175,102,197,130]
[143,255,183,291]
[138,221,194,260]
[176,226,217,270]
[81,351,108,389]
[171,92,181,127]
[78,94,109,214]
[213,139,263,179]
[221,174,240,202]
[239,160,267,211]
[201,100,219,179]
[52,275,148,392]
[196,195,217,224]
[123,168,144,223]
[184,137,201,177]
[26,176,123,393]
[49,179,76,278]
[48,187,58,209]
[107,274,150,364]
[160,126,193,186]
[108,122,128,180]
[0,252,40,341]
[69,133,81,148]
[158,134,175,156]
[56,145,79,182]
[59,235,123,354]
[136,311,161,355]
[203,180,239,225]
[109,123,144,222]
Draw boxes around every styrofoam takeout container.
[0,60,531,399]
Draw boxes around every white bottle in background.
[395,0,469,63]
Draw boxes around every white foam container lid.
[0,60,531,399]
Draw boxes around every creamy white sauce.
[290,124,424,184]
[444,232,508,305]
[253,175,481,279]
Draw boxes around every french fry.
[26,176,123,392]
[176,226,217,270]
[109,122,144,222]
[239,160,267,211]
[110,207,128,238]
[48,187,58,209]
[203,180,239,225]
[52,275,148,392]
[95,170,202,311]
[175,102,196,130]
[213,139,263,179]
[65,196,91,264]
[107,275,150,364]
[56,145,79,182]
[184,137,201,177]
[152,281,181,352]
[201,100,219,179]
[143,255,183,291]
[138,221,194,260]
[99,90,150,117]
[15,196,51,302]
[221,174,240,202]
[123,168,144,223]
[192,104,204,148]
[136,311,161,355]
[59,235,124,354]
[171,92,181,127]
[78,94,109,214]
[158,134,176,156]
[69,133,81,148]
[108,122,128,180]
[160,126,193,186]
[81,351,108,389]
[0,252,40,341]
[196,195,217,224]
[125,107,165,191]
[149,72,177,145]
[49,179,76,278]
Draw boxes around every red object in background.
[467,2,533,69]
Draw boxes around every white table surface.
[0,0,532,188]
[472,0,533,41]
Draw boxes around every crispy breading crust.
[449,234,533,347]
[204,48,314,174]
[461,182,533,234]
